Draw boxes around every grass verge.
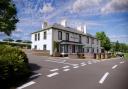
[124,53,128,60]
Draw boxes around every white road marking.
[112,65,118,69]
[63,66,70,68]
[45,60,75,65]
[30,73,42,79]
[63,69,70,72]
[99,72,109,84]
[17,81,35,89]
[47,72,59,77]
[73,66,79,68]
[81,62,85,64]
[73,64,79,66]
[88,61,92,64]
[81,64,87,66]
[50,69,59,72]
[120,61,125,64]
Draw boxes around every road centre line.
[112,65,118,69]
[50,69,59,72]
[30,73,42,79]
[63,69,70,72]
[47,72,59,77]
[99,72,109,84]
[17,81,35,89]
[45,60,75,65]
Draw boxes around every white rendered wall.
[31,29,53,55]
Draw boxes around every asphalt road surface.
[17,53,128,89]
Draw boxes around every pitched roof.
[31,23,97,39]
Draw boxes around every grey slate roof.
[31,23,97,39]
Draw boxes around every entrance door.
[72,45,75,53]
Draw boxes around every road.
[17,53,128,89]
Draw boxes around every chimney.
[42,21,48,29]
[83,24,87,34]
[77,25,84,32]
[60,19,67,27]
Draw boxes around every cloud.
[41,3,54,13]
[71,0,101,13]
[101,0,128,14]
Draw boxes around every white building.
[31,20,101,57]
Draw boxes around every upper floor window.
[44,31,47,39]
[38,33,40,40]
[79,35,81,43]
[43,44,47,50]
[58,31,62,40]
[35,34,37,41]
[66,33,69,41]
[91,38,94,44]
[87,36,89,44]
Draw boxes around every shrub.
[0,45,31,88]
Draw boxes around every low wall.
[32,50,50,56]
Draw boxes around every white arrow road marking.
[112,65,118,69]
[63,69,70,72]
[50,69,59,72]
[47,72,59,77]
[17,81,35,89]
[99,72,109,84]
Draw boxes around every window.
[44,31,47,39]
[58,31,62,40]
[87,36,89,44]
[38,33,40,40]
[91,48,94,53]
[66,33,69,41]
[91,38,94,44]
[35,34,37,41]
[43,45,47,50]
[79,35,81,43]
[87,48,89,53]
[34,45,37,49]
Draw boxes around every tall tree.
[96,32,111,52]
[0,0,18,35]
[115,40,120,52]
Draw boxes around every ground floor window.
[43,45,47,50]
[34,45,37,49]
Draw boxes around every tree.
[3,38,14,42]
[15,39,22,42]
[115,40,120,52]
[96,32,111,52]
[0,0,18,35]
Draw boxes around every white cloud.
[101,0,128,14]
[41,3,54,13]
[71,0,101,12]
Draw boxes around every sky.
[0,0,128,43]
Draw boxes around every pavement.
[17,53,128,89]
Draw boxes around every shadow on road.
[29,63,41,71]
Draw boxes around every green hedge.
[0,45,31,88]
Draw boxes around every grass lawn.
[124,53,128,60]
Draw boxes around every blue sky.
[0,0,128,43]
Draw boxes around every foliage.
[3,38,14,42]
[96,32,111,51]
[0,41,31,49]
[53,41,59,52]
[15,40,22,42]
[0,0,18,35]
[111,41,128,53]
[124,53,128,60]
[0,45,31,88]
